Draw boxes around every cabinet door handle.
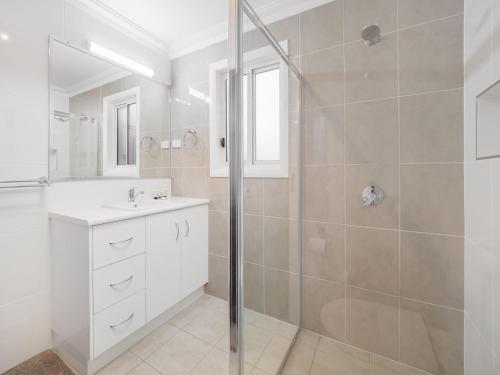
[175,222,180,241]
[109,275,134,288]
[185,220,190,237]
[109,237,133,247]
[109,313,134,329]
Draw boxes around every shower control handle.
[362,185,384,207]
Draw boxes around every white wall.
[0,0,170,372]
[464,0,500,373]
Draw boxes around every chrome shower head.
[361,24,381,46]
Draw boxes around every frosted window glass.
[255,68,280,161]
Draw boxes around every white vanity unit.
[49,197,209,374]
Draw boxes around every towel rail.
[0,177,51,189]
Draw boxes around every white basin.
[103,200,171,211]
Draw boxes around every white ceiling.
[75,0,333,58]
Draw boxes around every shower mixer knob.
[362,185,384,207]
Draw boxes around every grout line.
[341,0,348,346]
[301,86,463,111]
[396,0,402,360]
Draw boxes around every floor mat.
[3,350,74,375]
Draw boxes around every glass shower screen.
[228,1,302,373]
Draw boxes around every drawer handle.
[185,220,190,237]
[109,275,134,288]
[109,237,133,247]
[109,313,134,329]
[175,222,180,241]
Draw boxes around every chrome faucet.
[128,187,144,203]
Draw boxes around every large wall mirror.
[49,38,170,180]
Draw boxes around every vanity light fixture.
[0,32,9,41]
[89,41,154,78]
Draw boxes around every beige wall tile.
[347,227,399,295]
[302,221,346,284]
[244,263,265,314]
[401,232,464,309]
[400,164,464,235]
[244,15,300,58]
[209,211,228,257]
[304,106,345,165]
[171,126,209,168]
[400,299,464,375]
[300,1,343,54]
[345,99,398,164]
[244,214,263,264]
[345,33,398,102]
[303,276,346,341]
[311,336,370,375]
[244,178,264,215]
[398,0,464,29]
[304,166,345,223]
[171,167,209,197]
[264,217,295,272]
[209,177,228,211]
[263,178,290,218]
[399,16,464,95]
[302,46,345,110]
[344,0,397,42]
[347,287,399,360]
[264,268,300,324]
[206,255,228,301]
[400,90,463,163]
[346,164,399,229]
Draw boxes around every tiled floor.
[96,293,432,375]
[281,331,433,375]
[97,294,297,375]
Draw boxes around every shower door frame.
[228,1,303,373]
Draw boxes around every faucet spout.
[128,187,145,203]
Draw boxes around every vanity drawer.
[93,290,145,358]
[93,254,145,313]
[93,218,145,269]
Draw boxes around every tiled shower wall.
[463,0,500,374]
[170,1,465,374]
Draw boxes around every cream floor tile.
[128,362,161,375]
[197,293,228,313]
[168,302,205,329]
[250,367,272,375]
[310,337,370,375]
[96,351,141,375]
[145,331,212,374]
[245,310,280,333]
[189,347,229,375]
[281,331,320,375]
[255,335,293,374]
[216,334,229,352]
[183,308,229,344]
[130,323,180,359]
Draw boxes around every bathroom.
[0,0,496,374]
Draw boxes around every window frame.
[102,86,141,177]
[209,42,289,178]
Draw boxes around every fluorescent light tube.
[89,41,154,78]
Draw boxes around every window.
[102,87,141,177]
[209,43,289,178]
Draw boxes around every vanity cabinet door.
[180,205,208,298]
[146,211,182,321]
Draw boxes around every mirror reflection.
[49,39,170,180]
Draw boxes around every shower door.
[228,1,302,373]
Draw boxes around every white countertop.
[49,196,210,226]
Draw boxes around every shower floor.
[96,293,297,375]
